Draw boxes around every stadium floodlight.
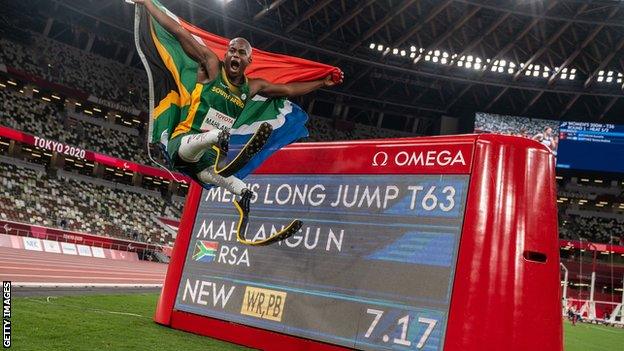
[409,53,416,58]
[432,56,439,63]
[369,43,375,49]
[467,55,473,62]
[419,48,424,53]
[498,66,504,73]
[533,71,539,77]
[377,44,383,51]
[425,55,431,61]
[507,68,514,74]
[571,68,577,74]
[525,70,531,76]
[491,66,497,72]
[458,61,463,67]
[442,52,449,58]
[441,57,447,64]
[561,73,567,79]
[400,50,406,56]
[569,75,575,80]
[434,50,440,56]
[466,61,472,68]
[543,72,548,78]
[474,63,481,70]
[598,76,604,82]
[500,60,506,67]
[607,70,614,76]
[410,45,416,52]
[393,48,399,55]
[606,76,613,82]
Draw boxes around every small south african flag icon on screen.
[192,241,219,262]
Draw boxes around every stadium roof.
[25,0,624,131]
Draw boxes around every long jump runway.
[0,246,167,287]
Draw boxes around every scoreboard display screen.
[174,174,468,351]
[557,122,624,173]
[157,135,563,351]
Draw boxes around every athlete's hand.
[324,71,344,87]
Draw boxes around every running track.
[0,246,167,285]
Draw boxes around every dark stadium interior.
[0,0,623,349]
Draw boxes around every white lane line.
[0,252,154,264]
[26,296,148,318]
[0,258,167,273]
[1,265,165,277]
[14,282,163,288]
[3,274,164,281]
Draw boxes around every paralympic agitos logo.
[372,149,466,167]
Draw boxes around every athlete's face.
[545,127,552,136]
[224,38,252,80]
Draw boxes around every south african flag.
[192,241,219,263]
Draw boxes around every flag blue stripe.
[229,102,309,179]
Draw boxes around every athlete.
[135,0,342,244]
[532,126,557,154]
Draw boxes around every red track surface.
[0,246,167,284]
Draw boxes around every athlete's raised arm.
[134,0,219,77]
[249,72,344,98]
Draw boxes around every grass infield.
[11,293,624,350]
[12,293,250,351]
[564,319,624,351]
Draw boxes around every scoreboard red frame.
[154,134,563,351]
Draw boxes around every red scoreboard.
[154,134,562,351]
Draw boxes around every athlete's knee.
[178,130,222,162]
[197,168,247,196]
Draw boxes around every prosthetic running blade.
[212,122,273,178]
[233,191,302,246]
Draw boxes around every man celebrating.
[134,0,343,244]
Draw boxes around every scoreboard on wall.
[155,135,563,351]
